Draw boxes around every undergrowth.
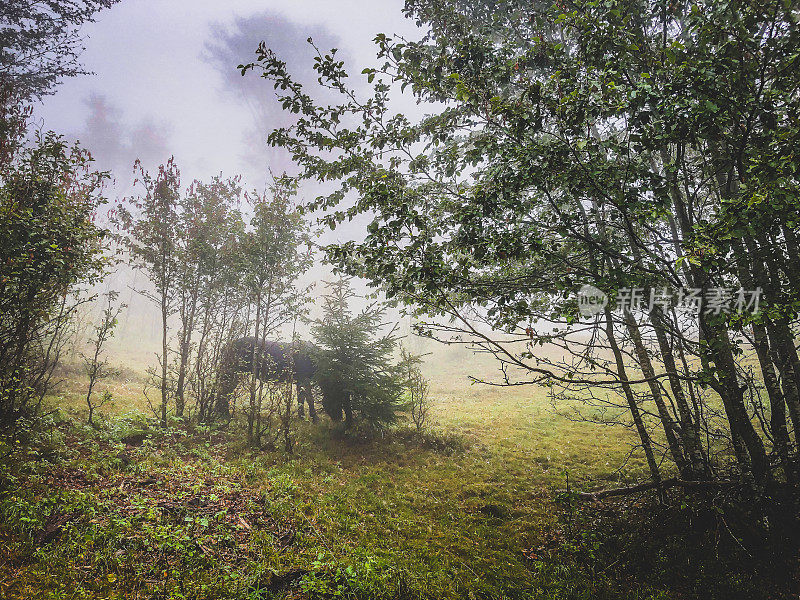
[0,408,796,599]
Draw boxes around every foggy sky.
[31,1,423,364]
[32,0,418,189]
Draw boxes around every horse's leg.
[214,368,237,420]
[297,380,306,419]
[303,381,318,423]
[343,393,353,429]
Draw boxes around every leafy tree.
[118,169,249,424]
[182,177,246,422]
[237,176,313,444]
[116,166,310,437]
[173,175,244,418]
[312,279,405,430]
[0,0,119,103]
[116,159,181,428]
[246,0,800,490]
[0,0,117,432]
[0,132,108,428]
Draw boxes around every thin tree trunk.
[283,380,293,452]
[248,293,262,446]
[732,238,795,480]
[755,237,800,442]
[573,195,663,488]
[175,279,200,418]
[161,296,169,428]
[649,307,710,478]
[623,309,689,477]
[664,153,768,484]
[765,318,800,445]
[754,321,794,482]
[605,308,663,496]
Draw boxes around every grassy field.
[0,354,793,599]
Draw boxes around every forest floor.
[0,367,797,599]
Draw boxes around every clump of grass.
[389,425,469,455]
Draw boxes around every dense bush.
[0,131,108,429]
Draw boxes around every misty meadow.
[1,1,799,598]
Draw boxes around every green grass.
[0,365,794,599]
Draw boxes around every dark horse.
[214,337,320,422]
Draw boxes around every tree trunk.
[765,318,800,445]
[665,159,768,484]
[343,392,354,430]
[283,381,293,452]
[161,297,169,428]
[605,308,663,496]
[175,281,199,419]
[623,309,690,477]
[649,306,710,479]
[248,294,262,446]
[754,321,794,483]
[732,238,795,481]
